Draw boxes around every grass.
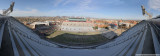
[46,31,109,46]
[46,31,101,38]
[50,33,109,46]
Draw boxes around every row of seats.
[96,21,148,48]
[6,17,62,56]
[0,18,6,48]
[8,18,57,47]
[1,17,160,56]
[8,18,111,49]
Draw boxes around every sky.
[0,0,160,20]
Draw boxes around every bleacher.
[0,18,6,48]
[96,21,148,48]
[0,16,160,56]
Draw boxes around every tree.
[93,26,98,30]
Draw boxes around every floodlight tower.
[141,5,152,19]
[2,2,15,16]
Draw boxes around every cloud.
[79,0,92,9]
[52,0,94,11]
[53,0,63,7]
[62,0,73,5]
[0,10,2,14]
[105,0,124,4]
[10,9,44,16]
[9,8,65,16]
[102,0,124,6]
[148,0,160,11]
[62,0,92,9]
[0,8,42,16]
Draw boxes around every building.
[59,18,95,32]
[30,22,49,29]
